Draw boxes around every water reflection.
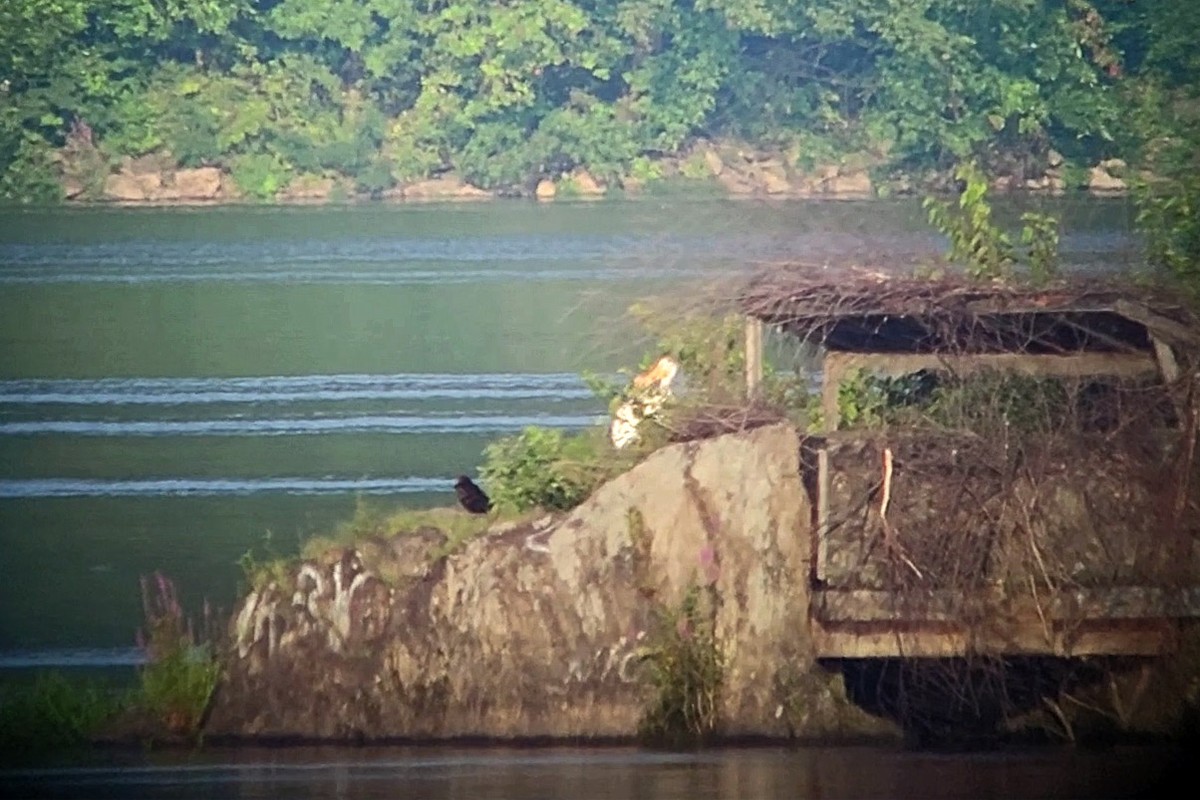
[0,745,1179,799]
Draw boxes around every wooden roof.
[734,266,1200,356]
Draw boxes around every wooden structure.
[737,269,1200,659]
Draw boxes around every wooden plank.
[1152,337,1182,384]
[744,316,763,400]
[814,587,1200,623]
[815,448,830,584]
[823,350,1159,382]
[820,351,848,432]
[1114,299,1200,346]
[811,620,1174,658]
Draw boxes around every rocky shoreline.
[57,139,1132,206]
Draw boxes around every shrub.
[455,121,539,191]
[637,584,724,744]
[0,131,63,204]
[228,152,290,200]
[479,426,626,513]
[834,368,1077,435]
[136,572,220,738]
[0,672,124,752]
[923,160,1061,283]
[236,529,295,592]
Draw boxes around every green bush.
[385,103,458,183]
[0,672,125,752]
[229,152,290,199]
[834,368,1076,435]
[94,85,164,158]
[354,157,396,196]
[145,69,226,167]
[924,160,1061,283]
[532,105,641,186]
[0,131,63,204]
[479,426,624,513]
[455,121,539,191]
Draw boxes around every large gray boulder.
[206,424,890,741]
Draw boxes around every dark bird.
[454,475,492,514]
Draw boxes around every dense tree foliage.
[0,0,1195,205]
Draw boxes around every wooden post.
[1152,337,1181,384]
[744,316,763,401]
[815,351,843,586]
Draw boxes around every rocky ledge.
[58,139,1130,205]
[205,424,893,742]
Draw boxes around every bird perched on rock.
[454,475,492,514]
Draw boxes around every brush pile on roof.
[727,265,1200,357]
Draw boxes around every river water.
[0,743,1184,799]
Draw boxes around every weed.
[0,673,125,753]
[303,503,553,580]
[679,151,716,180]
[237,529,292,592]
[1020,211,1061,284]
[835,369,936,430]
[923,160,1060,283]
[924,161,1015,280]
[136,573,220,738]
[833,368,1082,436]
[637,584,724,745]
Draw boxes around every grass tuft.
[135,572,221,739]
[637,584,724,745]
[0,673,126,754]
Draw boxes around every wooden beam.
[821,351,850,431]
[814,351,838,584]
[811,621,1174,658]
[813,587,1200,623]
[815,448,831,584]
[823,350,1159,383]
[744,316,763,400]
[1152,337,1182,384]
[1114,299,1200,347]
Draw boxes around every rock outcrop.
[173,167,224,200]
[696,143,877,198]
[398,175,492,201]
[1088,162,1127,193]
[207,424,891,742]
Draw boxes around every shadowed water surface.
[0,744,1181,799]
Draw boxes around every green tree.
[0,0,1192,203]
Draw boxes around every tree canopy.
[0,0,1196,212]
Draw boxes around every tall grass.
[0,673,125,753]
[637,584,724,745]
[136,572,221,738]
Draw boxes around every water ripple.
[0,373,597,405]
[0,646,144,668]
[0,413,602,436]
[0,475,454,498]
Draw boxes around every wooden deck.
[810,587,1200,658]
